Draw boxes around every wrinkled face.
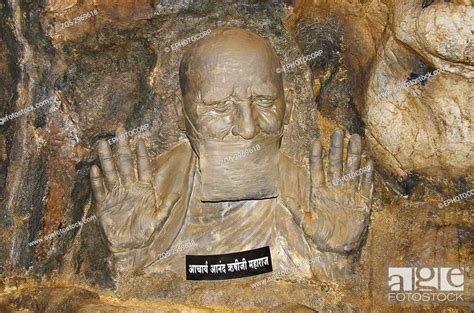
[179,28,286,147]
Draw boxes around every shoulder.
[150,141,194,171]
[150,140,196,193]
[278,152,310,211]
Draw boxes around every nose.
[232,100,257,139]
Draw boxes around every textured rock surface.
[365,1,474,178]
[0,0,472,312]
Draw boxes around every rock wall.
[0,0,472,312]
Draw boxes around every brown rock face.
[0,0,472,312]
[365,1,474,178]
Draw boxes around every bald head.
[180,28,283,108]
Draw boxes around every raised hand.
[303,129,374,253]
[90,126,179,253]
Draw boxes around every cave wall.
[0,0,472,312]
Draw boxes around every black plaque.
[186,246,273,280]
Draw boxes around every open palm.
[304,129,374,253]
[90,126,178,253]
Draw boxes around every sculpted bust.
[89,27,374,279]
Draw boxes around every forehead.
[200,70,280,103]
[181,28,283,103]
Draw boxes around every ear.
[174,91,186,131]
[284,88,294,125]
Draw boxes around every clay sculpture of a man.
[89,27,374,279]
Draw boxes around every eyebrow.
[202,96,231,106]
[252,95,277,100]
[203,94,277,105]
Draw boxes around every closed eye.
[212,100,232,113]
[254,99,274,108]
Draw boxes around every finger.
[344,134,362,190]
[98,139,119,189]
[310,140,325,193]
[90,165,106,203]
[360,160,374,200]
[115,125,136,187]
[136,140,152,183]
[327,128,344,185]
